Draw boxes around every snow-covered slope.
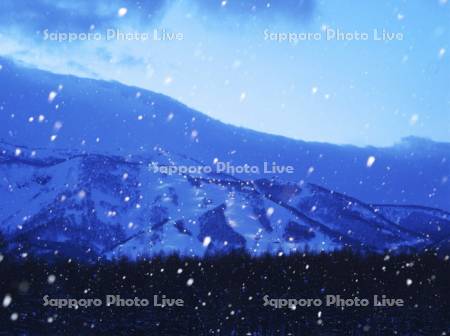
[373,205,450,242]
[1,141,446,260]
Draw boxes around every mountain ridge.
[1,142,448,259]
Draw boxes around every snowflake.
[118,7,128,17]
[409,114,419,125]
[203,236,212,247]
[48,91,57,103]
[78,190,86,199]
[2,294,12,308]
[47,275,56,284]
[366,156,376,168]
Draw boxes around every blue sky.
[0,0,449,146]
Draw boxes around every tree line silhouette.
[0,249,449,335]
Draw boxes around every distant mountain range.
[0,57,449,259]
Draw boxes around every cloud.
[0,0,316,35]
[0,0,171,32]
[0,0,318,80]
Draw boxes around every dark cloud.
[0,0,316,35]
[0,1,109,32]
[0,0,170,32]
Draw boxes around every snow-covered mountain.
[0,57,449,259]
[0,141,448,259]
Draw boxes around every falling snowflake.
[107,210,117,217]
[164,76,173,85]
[47,275,56,284]
[203,236,212,247]
[266,207,274,217]
[366,156,376,168]
[186,278,194,286]
[118,7,128,17]
[2,294,12,308]
[10,313,18,321]
[409,114,419,125]
[53,121,63,130]
[77,190,86,199]
[406,278,413,286]
[48,91,57,103]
